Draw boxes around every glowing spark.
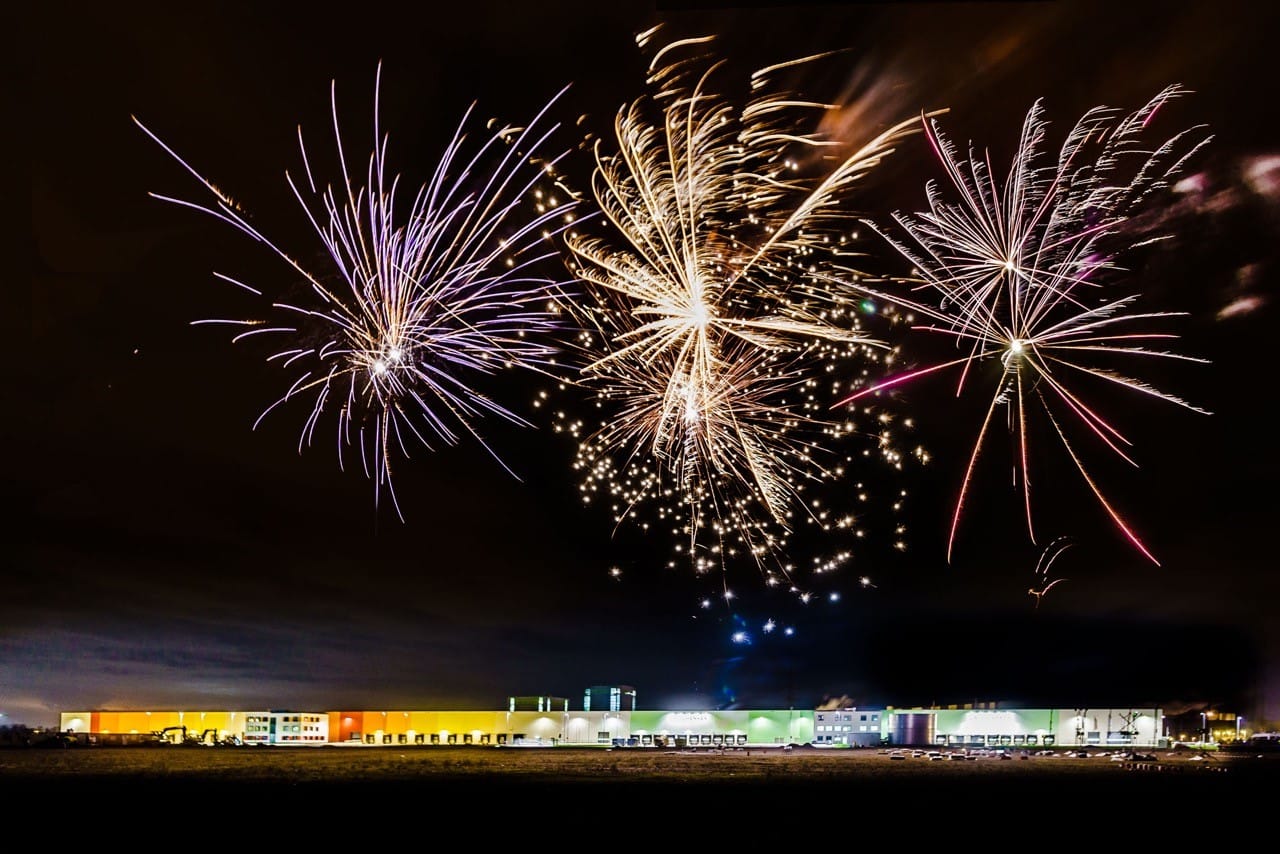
[135,64,578,518]
[1028,577,1068,608]
[559,28,927,592]
[833,86,1212,565]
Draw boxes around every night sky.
[15,0,1280,730]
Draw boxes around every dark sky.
[15,0,1280,730]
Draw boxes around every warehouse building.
[58,691,1164,748]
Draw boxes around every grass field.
[2,743,1269,787]
[4,745,1270,839]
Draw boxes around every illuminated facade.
[584,685,636,712]
[59,709,245,744]
[59,703,1165,748]
[243,711,328,744]
[814,707,883,747]
[890,706,1164,749]
[508,696,569,713]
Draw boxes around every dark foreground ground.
[4,745,1272,841]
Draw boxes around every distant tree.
[0,724,35,746]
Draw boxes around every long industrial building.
[59,689,1166,749]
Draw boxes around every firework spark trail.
[557,28,928,590]
[1028,535,1073,608]
[831,85,1213,565]
[135,63,579,519]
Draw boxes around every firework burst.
[135,63,579,519]
[552,29,929,592]
[832,86,1213,565]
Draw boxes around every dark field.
[3,742,1269,786]
[3,744,1273,838]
